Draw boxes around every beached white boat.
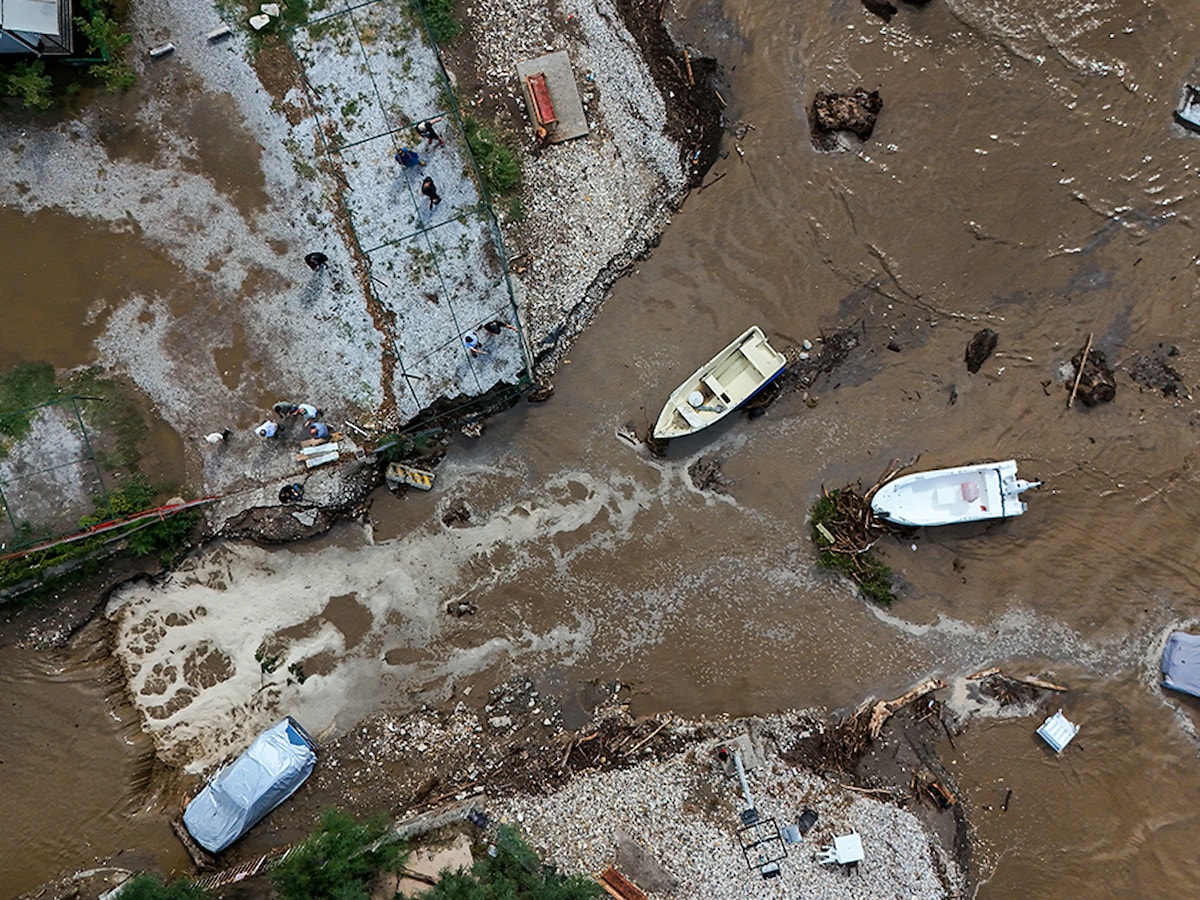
[870,460,1040,527]
[653,326,786,439]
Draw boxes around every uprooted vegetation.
[809,459,911,605]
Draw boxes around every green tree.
[427,825,602,899]
[3,60,54,111]
[116,873,212,900]
[270,808,407,900]
[75,11,136,92]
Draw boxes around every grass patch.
[464,115,522,198]
[410,0,461,44]
[810,488,897,606]
[0,363,60,448]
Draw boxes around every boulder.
[812,89,884,141]
[964,328,998,373]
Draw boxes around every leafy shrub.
[270,808,407,900]
[3,60,54,111]
[464,116,521,197]
[75,11,136,92]
[428,825,602,899]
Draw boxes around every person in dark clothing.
[483,319,517,335]
[304,252,328,271]
[415,118,445,148]
[394,147,423,168]
[421,176,442,209]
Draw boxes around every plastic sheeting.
[183,717,317,853]
[1161,632,1200,698]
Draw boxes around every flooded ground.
[6,0,1200,896]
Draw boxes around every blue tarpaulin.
[1161,632,1200,698]
[183,717,317,853]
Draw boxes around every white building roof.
[1,0,60,36]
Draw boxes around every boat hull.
[870,460,1039,527]
[653,326,787,439]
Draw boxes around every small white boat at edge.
[653,326,787,439]
[870,460,1040,527]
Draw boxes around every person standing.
[394,147,423,169]
[304,252,328,271]
[421,176,442,209]
[415,118,445,148]
[483,319,517,335]
[462,331,486,356]
[308,421,331,440]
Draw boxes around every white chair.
[814,845,839,866]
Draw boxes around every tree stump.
[1069,343,1116,405]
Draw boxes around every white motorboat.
[870,460,1040,527]
[652,326,786,439]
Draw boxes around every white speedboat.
[652,326,786,439]
[870,460,1039,527]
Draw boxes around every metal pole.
[733,751,755,812]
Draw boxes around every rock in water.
[964,328,998,373]
[812,89,884,141]
[862,0,898,20]
[1069,343,1117,405]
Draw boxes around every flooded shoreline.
[9,0,1200,895]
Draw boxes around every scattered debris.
[461,420,485,438]
[1128,343,1185,398]
[687,456,728,494]
[441,499,472,527]
[527,382,555,403]
[967,668,1067,710]
[1067,334,1116,407]
[964,328,998,374]
[446,599,479,617]
[1036,709,1079,753]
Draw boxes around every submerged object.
[653,326,786,440]
[870,460,1040,527]
[1036,709,1079,753]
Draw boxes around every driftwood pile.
[821,678,946,772]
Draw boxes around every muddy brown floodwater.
[7,0,1200,896]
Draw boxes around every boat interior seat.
[702,374,730,403]
[677,403,708,429]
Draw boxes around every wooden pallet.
[596,866,648,900]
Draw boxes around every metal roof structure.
[0,0,73,55]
